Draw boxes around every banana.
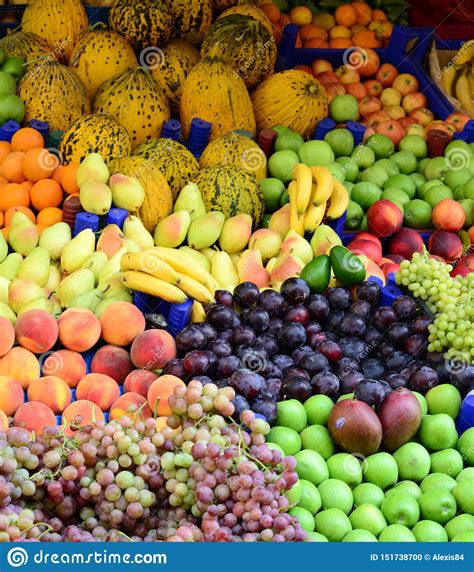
[441,65,459,98]
[288,180,306,236]
[310,166,334,206]
[304,200,327,232]
[175,272,214,304]
[292,163,313,214]
[191,300,206,323]
[455,68,474,117]
[326,180,349,220]
[149,247,217,293]
[120,251,180,284]
[455,39,474,66]
[122,271,188,303]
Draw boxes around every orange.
[353,29,382,48]
[303,38,330,48]
[20,180,34,193]
[10,128,44,153]
[51,165,65,186]
[261,3,280,23]
[372,9,387,20]
[279,13,290,26]
[1,152,26,183]
[30,179,63,211]
[289,6,313,25]
[0,142,11,163]
[300,24,328,41]
[354,1,372,25]
[329,38,354,48]
[35,224,47,235]
[369,19,393,39]
[312,13,335,31]
[335,4,358,27]
[0,183,30,212]
[4,206,36,227]
[37,207,63,227]
[22,148,60,182]
[351,24,367,34]
[0,176,8,189]
[60,163,80,195]
[2,228,8,240]
[0,212,3,228]
[330,25,352,39]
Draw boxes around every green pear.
[45,265,61,295]
[109,173,145,211]
[80,181,112,215]
[8,279,45,314]
[0,301,17,324]
[173,183,206,221]
[98,247,126,291]
[76,153,109,187]
[17,247,51,287]
[103,273,132,299]
[0,253,22,280]
[60,229,96,275]
[199,247,218,263]
[0,232,7,263]
[187,212,225,250]
[154,211,191,248]
[219,214,253,254]
[17,297,55,317]
[8,212,39,255]
[59,268,95,308]
[280,230,313,264]
[179,246,211,272]
[39,222,72,260]
[0,276,9,304]
[122,215,154,250]
[123,238,141,252]
[310,224,342,257]
[81,251,108,285]
[69,288,104,312]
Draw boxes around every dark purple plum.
[163,358,186,379]
[273,354,295,373]
[307,294,330,321]
[319,341,343,362]
[325,310,345,332]
[449,365,474,395]
[194,322,217,344]
[268,318,284,336]
[216,329,233,343]
[192,375,214,385]
[372,306,397,331]
[231,326,256,347]
[280,322,307,348]
[307,332,328,350]
[340,370,364,393]
[409,366,439,393]
[364,326,382,347]
[356,280,381,306]
[360,358,386,379]
[284,367,310,381]
[244,308,270,334]
[350,300,372,320]
[354,378,391,406]
[264,363,282,379]
[183,350,214,375]
[280,278,310,304]
[214,290,233,307]
[240,349,269,375]
[386,351,412,372]
[250,397,277,423]
[385,373,408,389]
[176,325,207,353]
[310,372,340,399]
[253,334,279,357]
[281,376,312,402]
[266,377,282,398]
[215,378,231,388]
[299,352,330,376]
[234,282,260,308]
[258,290,285,317]
[327,287,352,310]
[386,323,411,347]
[376,342,397,359]
[340,314,367,337]
[292,346,313,365]
[283,305,309,324]
[230,369,265,400]
[217,356,241,378]
[405,335,427,357]
[392,295,417,320]
[232,394,250,418]
[305,322,322,335]
[333,357,360,376]
[206,305,238,330]
[426,352,445,367]
[410,316,433,335]
[339,337,367,360]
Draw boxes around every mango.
[60,229,96,275]
[39,222,72,260]
[76,153,109,187]
[248,228,282,262]
[80,181,112,215]
[17,247,50,287]
[218,214,253,254]
[237,249,270,288]
[109,173,145,211]
[154,211,191,248]
[187,212,225,250]
[280,230,313,264]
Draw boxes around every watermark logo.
[139,47,165,70]
[241,148,267,172]
[343,47,368,70]
[445,147,470,171]
[7,547,28,568]
[445,356,468,375]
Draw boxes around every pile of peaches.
[0,301,179,436]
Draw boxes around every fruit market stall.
[0,0,472,549]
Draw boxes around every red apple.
[312,59,333,75]
[425,120,455,138]
[345,82,368,101]
[335,65,360,85]
[402,92,428,114]
[392,73,419,96]
[315,71,341,87]
[362,124,376,142]
[445,112,470,131]
[406,123,426,138]
[398,117,418,129]
[375,119,406,145]
[366,110,391,126]
[384,105,406,120]
[375,63,398,87]
[359,96,382,117]
[409,107,434,127]
[363,79,383,97]
[380,87,401,107]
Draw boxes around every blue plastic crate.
[0,5,24,38]
[84,5,110,24]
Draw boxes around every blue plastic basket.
[0,5,23,38]
[84,5,110,24]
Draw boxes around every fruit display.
[440,40,474,117]
[0,52,25,126]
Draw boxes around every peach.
[99,302,146,347]
[359,96,382,117]
[13,401,56,435]
[0,410,7,431]
[130,329,177,370]
[76,373,121,411]
[90,345,133,384]
[0,376,24,416]
[392,73,419,96]
[42,349,87,388]
[109,392,153,421]
[363,80,383,97]
[409,107,434,127]
[62,400,105,436]
[123,369,158,397]
[357,232,382,249]
[388,227,424,259]
[432,199,465,232]
[381,261,401,278]
[347,238,382,265]
[14,309,58,354]
[427,230,463,262]
[367,200,403,237]
[147,375,186,417]
[344,82,368,101]
[375,119,405,146]
[27,375,72,414]
[375,63,398,87]
[58,308,101,352]
[0,347,40,389]
[0,317,15,357]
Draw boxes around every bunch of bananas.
[441,39,474,117]
[120,247,216,305]
[288,163,349,236]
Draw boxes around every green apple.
[457,468,474,482]
[266,426,301,456]
[268,149,300,182]
[324,128,354,157]
[454,184,466,200]
[444,167,472,191]
[445,514,474,541]
[382,188,410,210]
[378,524,416,542]
[349,503,387,536]
[399,134,427,159]
[420,473,457,493]
[351,182,382,210]
[318,479,353,514]
[460,199,474,226]
[387,480,422,501]
[419,414,458,451]
[344,181,354,194]
[393,443,431,482]
[274,131,304,153]
[412,391,428,415]
[329,94,359,122]
[374,158,400,177]
[452,531,474,541]
[412,520,448,542]
[326,162,345,183]
[275,399,307,432]
[430,449,463,477]
[343,529,378,542]
[314,508,352,541]
[363,452,399,490]
[403,199,432,228]
[305,532,328,542]
[417,157,430,174]
[457,427,474,465]
[344,200,364,230]
[272,125,292,136]
[424,156,449,180]
[351,144,376,169]
[286,479,302,504]
[289,506,315,532]
[327,453,363,487]
[391,150,417,174]
[360,165,389,188]
[300,425,335,459]
[384,173,416,198]
[360,215,368,230]
[298,140,335,167]
[260,178,285,213]
[381,492,419,527]
[366,133,394,159]
[294,450,329,485]
[353,483,385,508]
[299,479,322,514]
[409,172,426,189]
[303,395,333,426]
[426,384,462,418]
[336,156,359,182]
[453,480,474,515]
[419,489,457,524]
[463,178,474,199]
[423,185,453,208]
[266,442,285,455]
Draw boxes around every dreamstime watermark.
[342,47,368,71]
[139,46,165,70]
[445,147,470,171]
[239,37,276,75]
[30,37,73,78]
[241,148,267,173]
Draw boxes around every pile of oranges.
[260,0,393,49]
[0,127,79,239]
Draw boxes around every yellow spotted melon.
[217,4,273,35]
[0,31,53,71]
[212,0,238,10]
[168,0,213,45]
